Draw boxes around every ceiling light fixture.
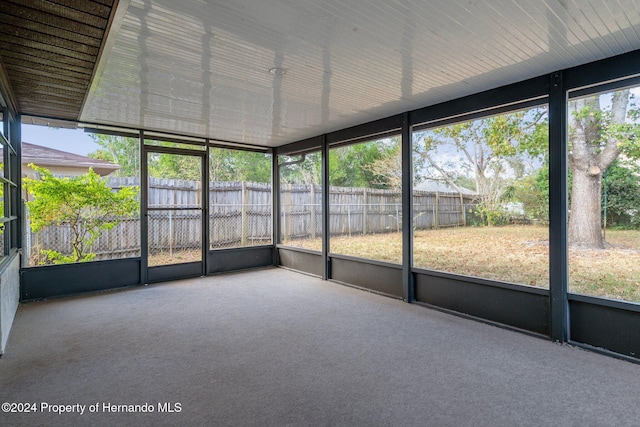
[269,67,287,76]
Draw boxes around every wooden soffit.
[0,0,117,120]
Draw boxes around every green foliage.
[604,160,640,229]
[279,152,322,185]
[210,148,271,183]
[148,152,201,180]
[88,135,273,183]
[569,92,640,160]
[24,165,139,264]
[476,204,510,226]
[88,134,140,177]
[417,107,549,224]
[330,138,401,189]
[511,166,549,223]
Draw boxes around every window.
[0,102,18,262]
[279,151,322,250]
[412,105,550,287]
[24,128,140,265]
[329,136,402,263]
[567,85,640,302]
[209,147,272,249]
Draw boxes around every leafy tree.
[210,148,271,183]
[603,159,640,229]
[88,136,273,183]
[568,90,640,247]
[511,165,549,223]
[88,134,140,177]
[279,152,322,185]
[148,151,201,180]
[24,165,139,264]
[415,108,548,225]
[330,139,400,189]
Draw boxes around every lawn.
[283,226,640,303]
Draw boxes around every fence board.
[25,179,476,264]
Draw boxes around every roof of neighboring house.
[414,179,476,195]
[20,142,119,177]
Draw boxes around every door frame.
[141,144,209,284]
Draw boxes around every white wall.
[0,253,20,355]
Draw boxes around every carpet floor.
[1,267,639,426]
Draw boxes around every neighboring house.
[20,142,119,178]
[414,179,476,195]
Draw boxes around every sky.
[21,124,99,156]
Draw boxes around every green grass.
[283,226,640,303]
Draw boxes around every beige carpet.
[1,267,639,426]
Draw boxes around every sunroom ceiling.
[81,0,640,147]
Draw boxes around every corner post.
[321,135,330,280]
[549,71,569,342]
[402,112,414,302]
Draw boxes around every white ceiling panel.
[81,0,640,147]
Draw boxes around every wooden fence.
[25,178,476,264]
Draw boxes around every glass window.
[0,108,5,141]
[279,151,322,250]
[0,183,5,260]
[24,128,140,265]
[412,105,550,287]
[329,136,402,263]
[567,86,640,302]
[209,147,272,249]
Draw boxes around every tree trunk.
[568,169,604,248]
[567,89,628,248]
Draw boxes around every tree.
[511,165,549,223]
[148,151,201,180]
[602,159,640,229]
[24,165,139,264]
[88,134,140,177]
[210,148,271,183]
[330,138,401,189]
[416,108,548,225]
[88,136,273,183]
[568,90,640,248]
[279,152,322,185]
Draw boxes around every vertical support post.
[139,130,148,285]
[322,135,330,280]
[272,149,280,266]
[12,114,22,252]
[402,112,413,302]
[202,147,209,276]
[2,114,9,258]
[549,71,569,343]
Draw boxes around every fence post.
[461,195,467,226]
[310,184,316,238]
[169,210,173,256]
[241,181,248,245]
[434,191,439,229]
[284,184,291,241]
[362,188,368,234]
